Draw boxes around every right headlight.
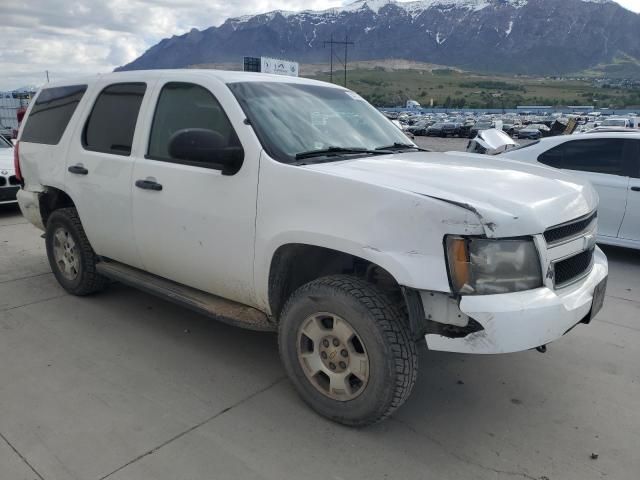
[445,236,543,295]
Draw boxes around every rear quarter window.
[21,85,87,145]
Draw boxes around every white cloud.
[0,0,637,90]
[0,0,344,90]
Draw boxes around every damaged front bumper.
[424,247,608,354]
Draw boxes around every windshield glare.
[228,82,411,163]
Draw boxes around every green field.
[306,67,640,109]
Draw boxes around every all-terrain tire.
[45,207,107,295]
[278,275,418,427]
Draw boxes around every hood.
[305,151,598,238]
[0,147,13,172]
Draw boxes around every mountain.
[116,0,640,76]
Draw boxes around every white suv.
[15,70,608,426]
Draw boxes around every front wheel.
[278,275,418,427]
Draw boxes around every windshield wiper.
[294,146,393,161]
[375,143,430,152]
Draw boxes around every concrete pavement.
[1,202,639,480]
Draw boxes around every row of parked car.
[387,111,640,141]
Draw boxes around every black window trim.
[537,138,632,178]
[144,81,244,173]
[81,82,147,157]
[625,139,640,179]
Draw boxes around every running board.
[96,260,275,332]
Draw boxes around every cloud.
[0,0,637,90]
[0,0,345,90]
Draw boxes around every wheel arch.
[267,243,407,323]
[38,186,77,226]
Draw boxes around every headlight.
[446,236,543,295]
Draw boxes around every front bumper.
[425,247,608,354]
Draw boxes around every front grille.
[0,186,19,202]
[554,248,595,287]
[544,211,597,245]
[9,175,19,185]
[0,176,6,187]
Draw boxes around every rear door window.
[83,83,146,156]
[21,85,87,145]
[538,139,626,176]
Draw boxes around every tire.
[278,275,418,427]
[45,207,107,296]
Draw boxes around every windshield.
[227,82,411,163]
[475,122,492,129]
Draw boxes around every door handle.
[631,186,640,192]
[135,179,163,191]
[68,164,88,175]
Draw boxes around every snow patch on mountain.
[505,20,514,35]
[227,0,618,26]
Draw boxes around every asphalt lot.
[1,142,639,479]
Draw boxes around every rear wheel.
[278,275,418,426]
[45,207,107,295]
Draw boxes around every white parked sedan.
[0,135,19,205]
[500,132,640,249]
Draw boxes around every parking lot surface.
[1,144,639,479]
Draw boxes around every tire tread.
[47,207,106,295]
[279,274,418,426]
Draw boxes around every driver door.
[131,77,261,307]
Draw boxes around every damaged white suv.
[15,71,608,426]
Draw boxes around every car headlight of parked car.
[446,236,543,295]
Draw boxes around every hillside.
[117,0,640,77]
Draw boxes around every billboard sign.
[260,57,299,77]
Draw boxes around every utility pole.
[45,70,50,83]
[323,35,354,87]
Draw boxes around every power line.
[323,35,354,87]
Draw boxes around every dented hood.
[305,151,598,238]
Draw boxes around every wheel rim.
[52,227,80,281]
[297,313,370,401]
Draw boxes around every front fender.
[253,153,485,312]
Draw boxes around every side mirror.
[168,128,244,175]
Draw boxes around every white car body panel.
[14,70,610,355]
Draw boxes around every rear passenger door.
[619,140,640,242]
[538,138,630,239]
[65,81,151,268]
[130,78,261,307]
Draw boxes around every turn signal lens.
[446,237,470,293]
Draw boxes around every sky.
[1,0,639,91]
